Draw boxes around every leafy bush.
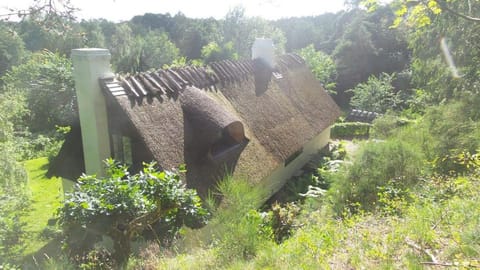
[349,72,402,113]
[0,145,29,266]
[331,122,371,138]
[371,113,415,139]
[329,139,423,214]
[201,41,238,64]
[265,202,301,243]
[2,50,76,133]
[58,159,208,266]
[298,44,337,94]
[421,102,480,174]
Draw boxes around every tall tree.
[0,25,25,78]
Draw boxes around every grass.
[22,157,64,259]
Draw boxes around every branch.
[420,261,454,267]
[436,0,480,22]
[405,237,438,263]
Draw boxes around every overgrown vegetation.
[1,0,480,268]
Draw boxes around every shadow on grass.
[22,237,64,269]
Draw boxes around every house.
[48,39,341,199]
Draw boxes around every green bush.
[265,202,301,243]
[58,159,208,266]
[331,122,371,138]
[204,177,273,264]
[329,139,423,215]
[421,102,480,174]
[349,73,402,113]
[371,113,415,139]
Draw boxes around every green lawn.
[22,157,64,259]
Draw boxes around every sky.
[1,0,348,22]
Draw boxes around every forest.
[0,0,479,269]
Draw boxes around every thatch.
[50,53,340,195]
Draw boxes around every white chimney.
[71,48,113,176]
[252,38,275,69]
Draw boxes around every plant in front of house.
[58,159,208,266]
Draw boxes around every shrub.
[204,177,273,264]
[371,113,415,139]
[58,159,208,266]
[329,139,423,215]
[331,122,371,139]
[265,202,302,243]
[349,72,402,113]
[421,102,480,174]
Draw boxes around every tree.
[1,50,76,132]
[349,72,402,113]
[223,6,286,58]
[139,31,180,71]
[331,7,409,106]
[110,26,180,73]
[0,25,25,79]
[58,160,208,266]
[297,44,337,94]
[0,92,29,266]
[201,41,238,64]
[372,0,480,106]
[0,0,77,33]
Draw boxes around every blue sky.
[1,0,348,21]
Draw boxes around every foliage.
[1,50,75,133]
[13,126,69,161]
[58,159,208,265]
[297,44,337,94]
[223,6,286,58]
[137,31,180,72]
[0,147,29,266]
[0,88,29,267]
[0,0,77,34]
[421,102,480,174]
[332,7,410,106]
[380,0,480,108]
[201,41,238,64]
[0,25,25,78]
[0,92,27,143]
[264,203,301,244]
[371,112,414,139]
[331,122,371,138]
[110,27,180,73]
[329,139,423,214]
[203,177,272,265]
[349,72,402,113]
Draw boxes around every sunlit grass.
[22,157,63,257]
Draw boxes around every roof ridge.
[103,53,305,100]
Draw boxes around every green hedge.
[331,122,371,139]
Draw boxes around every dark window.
[112,134,133,165]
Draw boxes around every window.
[112,134,133,165]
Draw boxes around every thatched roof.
[51,53,340,195]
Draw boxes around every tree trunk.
[111,232,131,267]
